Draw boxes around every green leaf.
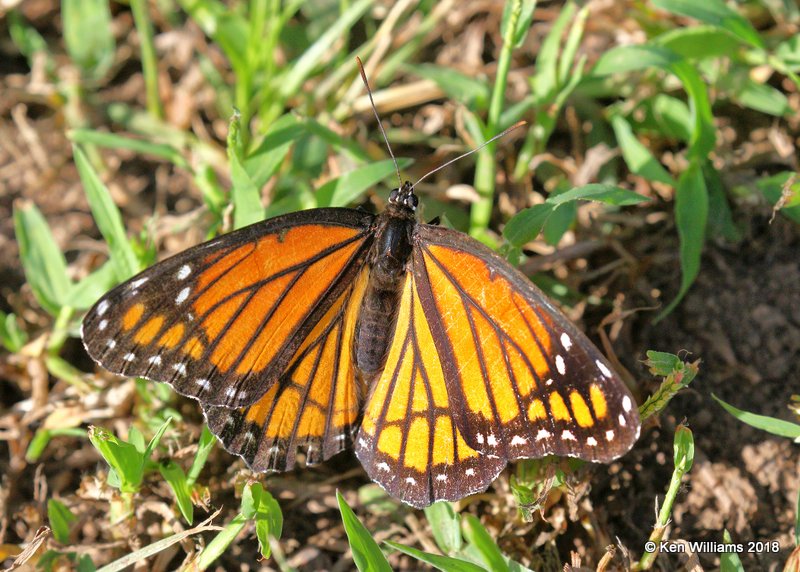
[734,79,791,116]
[0,311,27,352]
[8,9,48,63]
[610,116,676,186]
[704,164,741,241]
[246,483,282,559]
[143,417,172,462]
[673,425,695,472]
[669,61,715,160]
[720,529,745,572]
[244,114,305,189]
[656,163,708,320]
[653,25,747,60]
[424,502,462,554]
[651,0,764,50]
[407,64,490,109]
[386,541,486,572]
[88,426,146,493]
[227,111,265,229]
[13,202,71,315]
[462,515,509,572]
[159,461,194,525]
[187,426,216,486]
[337,491,392,572]
[546,184,651,207]
[542,199,576,245]
[651,94,692,142]
[48,499,77,544]
[197,513,247,570]
[502,203,555,247]
[593,45,680,76]
[713,394,800,440]
[316,159,412,208]
[74,145,140,281]
[62,0,115,78]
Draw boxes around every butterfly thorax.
[354,182,417,379]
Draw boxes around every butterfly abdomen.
[354,211,414,377]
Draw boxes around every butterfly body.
[354,183,416,378]
[82,182,640,508]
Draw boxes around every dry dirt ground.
[1,2,799,571]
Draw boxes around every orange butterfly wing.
[82,209,375,409]
[355,273,505,508]
[203,268,370,471]
[412,224,640,463]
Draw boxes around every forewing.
[355,273,505,508]
[412,224,640,463]
[204,268,370,472]
[82,208,375,408]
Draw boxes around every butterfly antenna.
[411,120,527,190]
[356,57,403,189]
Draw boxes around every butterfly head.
[388,181,418,215]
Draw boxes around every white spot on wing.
[196,378,210,390]
[244,431,256,442]
[148,355,162,366]
[587,436,598,446]
[225,387,237,398]
[97,300,110,316]
[336,435,346,442]
[173,363,187,376]
[545,378,554,386]
[123,352,136,362]
[358,438,366,447]
[597,360,612,378]
[465,468,475,476]
[622,395,632,412]
[487,433,498,446]
[619,414,627,427]
[177,265,191,280]
[511,435,527,445]
[556,355,566,375]
[98,319,108,331]
[560,332,573,350]
[476,433,484,445]
[605,430,615,441]
[130,277,148,289]
[378,462,390,472]
[405,477,417,485]
[561,430,576,441]
[536,429,551,441]
[106,339,116,349]
[176,287,190,304]
[268,446,279,455]
[436,474,448,482]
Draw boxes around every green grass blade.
[656,163,707,321]
[74,145,140,281]
[546,184,651,207]
[713,394,800,439]
[651,0,764,50]
[159,461,194,525]
[610,115,676,186]
[130,0,163,119]
[48,499,77,544]
[337,491,392,572]
[424,502,462,554]
[0,311,27,352]
[187,426,216,486]
[197,513,247,570]
[720,529,745,572]
[244,114,305,189]
[13,201,71,315]
[462,515,510,572]
[407,64,490,110]
[385,541,486,572]
[70,129,188,168]
[279,0,373,99]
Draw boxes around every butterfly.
[81,67,640,509]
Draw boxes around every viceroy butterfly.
[82,61,640,508]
